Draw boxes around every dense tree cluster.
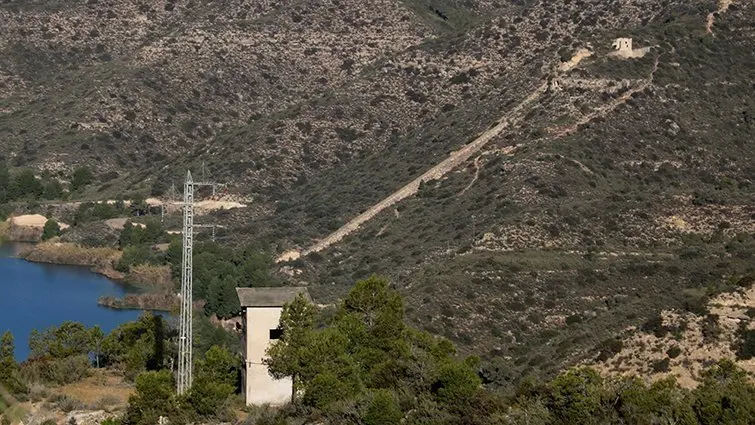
[256,277,755,425]
[100,314,174,380]
[0,166,56,203]
[123,345,240,425]
[41,219,60,241]
[18,322,105,385]
[73,201,127,224]
[265,276,486,422]
[115,221,168,273]
[0,164,96,204]
[165,241,278,319]
[70,167,94,193]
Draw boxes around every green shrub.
[364,389,402,425]
[596,338,623,362]
[735,327,755,360]
[547,368,605,425]
[303,372,353,411]
[41,219,60,241]
[116,245,157,272]
[19,355,92,385]
[651,358,671,373]
[665,346,682,359]
[54,394,84,412]
[641,315,668,338]
[71,167,94,192]
[701,315,721,344]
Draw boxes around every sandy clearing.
[104,218,146,230]
[195,199,246,211]
[593,284,755,388]
[144,197,246,213]
[559,48,593,72]
[10,214,70,230]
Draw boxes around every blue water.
[0,242,146,360]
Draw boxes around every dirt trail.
[458,155,483,196]
[550,56,659,138]
[277,83,549,262]
[278,51,662,262]
[706,0,735,34]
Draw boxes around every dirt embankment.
[0,220,9,242]
[20,241,173,292]
[126,264,173,289]
[593,283,755,388]
[98,292,179,312]
[4,215,71,242]
[21,240,119,269]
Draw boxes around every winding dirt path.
[458,155,483,196]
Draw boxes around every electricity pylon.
[177,171,195,395]
[176,170,225,394]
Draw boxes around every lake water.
[0,242,147,360]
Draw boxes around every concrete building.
[611,37,632,52]
[236,287,311,406]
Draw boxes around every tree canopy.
[265,276,487,420]
[41,219,60,241]
[0,332,25,395]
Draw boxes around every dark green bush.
[666,346,682,359]
[735,327,755,360]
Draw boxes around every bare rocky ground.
[592,283,755,388]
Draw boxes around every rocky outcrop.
[65,410,110,425]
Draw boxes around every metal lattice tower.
[176,170,225,394]
[177,171,195,395]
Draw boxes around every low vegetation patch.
[21,241,119,268]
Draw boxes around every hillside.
[2,0,754,386]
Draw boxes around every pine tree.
[42,219,61,241]
[0,332,25,395]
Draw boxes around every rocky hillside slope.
[2,0,753,385]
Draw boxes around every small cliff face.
[5,215,47,242]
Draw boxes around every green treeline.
[2,277,754,425]
[112,221,276,318]
[255,276,755,425]
[0,313,240,424]
[0,162,96,204]
[163,240,278,318]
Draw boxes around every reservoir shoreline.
[0,242,152,360]
[7,241,177,312]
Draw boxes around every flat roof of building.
[236,287,311,307]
